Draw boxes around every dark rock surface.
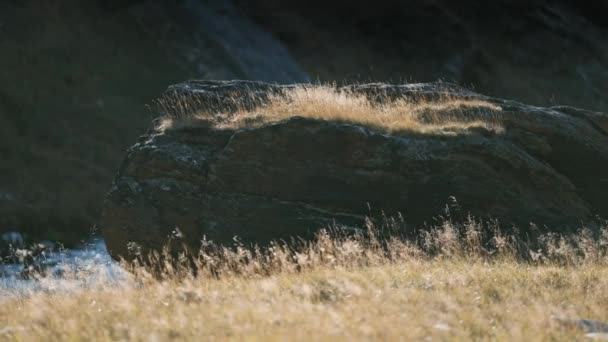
[100,81,608,261]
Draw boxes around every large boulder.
[100,81,608,261]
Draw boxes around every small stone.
[433,323,451,331]
[586,333,608,341]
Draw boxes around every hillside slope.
[237,0,608,111]
[0,0,307,244]
[2,0,608,246]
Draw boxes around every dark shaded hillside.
[1,0,607,247]
[0,0,306,245]
[236,0,608,111]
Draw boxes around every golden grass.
[157,85,504,135]
[1,218,607,341]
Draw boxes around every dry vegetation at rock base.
[156,84,504,135]
[3,84,605,340]
[1,216,608,341]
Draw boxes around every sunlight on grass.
[156,85,504,135]
[1,217,607,340]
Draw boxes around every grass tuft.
[155,85,504,135]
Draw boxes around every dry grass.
[0,85,596,340]
[156,85,504,135]
[1,217,608,341]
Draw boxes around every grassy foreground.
[1,219,608,341]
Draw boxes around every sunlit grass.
[1,217,607,341]
[156,85,503,135]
